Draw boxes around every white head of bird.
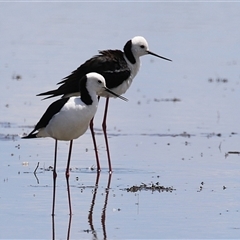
[124,36,172,64]
[86,72,107,95]
[130,36,150,57]
[83,72,128,100]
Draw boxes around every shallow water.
[1,2,240,239]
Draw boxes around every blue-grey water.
[0,2,240,239]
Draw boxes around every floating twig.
[228,151,240,155]
[34,162,40,174]
[34,162,40,184]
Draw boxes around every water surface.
[0,2,240,239]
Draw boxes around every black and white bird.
[37,36,172,170]
[22,72,127,215]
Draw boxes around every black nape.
[123,40,136,64]
[79,75,93,105]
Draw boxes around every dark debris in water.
[227,151,240,155]
[0,133,19,141]
[141,131,193,138]
[12,74,22,80]
[0,122,12,128]
[202,132,238,138]
[203,132,222,138]
[154,98,181,102]
[225,151,240,158]
[123,182,175,193]
[208,77,228,83]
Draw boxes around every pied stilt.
[22,72,127,215]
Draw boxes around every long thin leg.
[90,119,100,171]
[52,139,58,216]
[102,97,112,173]
[89,96,101,171]
[66,140,73,177]
[66,140,73,215]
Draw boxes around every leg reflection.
[87,173,112,239]
[101,173,112,240]
[51,215,55,240]
[66,214,72,240]
[51,210,72,240]
[88,172,100,239]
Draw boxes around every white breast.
[99,56,141,98]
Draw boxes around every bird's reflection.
[87,172,112,240]
[51,214,72,240]
[66,214,72,240]
[87,172,100,239]
[101,173,112,240]
[52,215,55,240]
[51,172,112,240]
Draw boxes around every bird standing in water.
[23,72,127,215]
[37,36,172,171]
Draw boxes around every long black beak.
[104,87,128,101]
[147,50,172,62]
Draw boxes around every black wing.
[22,98,69,138]
[37,50,131,99]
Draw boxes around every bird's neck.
[80,88,98,106]
[123,40,136,64]
[124,50,136,64]
[123,42,140,78]
[124,54,141,80]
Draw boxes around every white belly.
[37,97,98,141]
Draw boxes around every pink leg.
[102,97,112,173]
[89,96,101,171]
[66,140,73,215]
[52,139,58,216]
[90,118,101,171]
